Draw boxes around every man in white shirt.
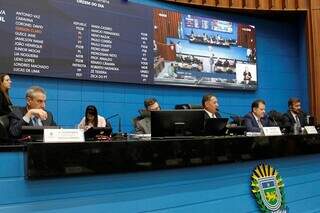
[244,99,272,132]
[202,94,221,119]
[282,98,307,131]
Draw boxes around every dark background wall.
[9,0,308,132]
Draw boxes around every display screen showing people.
[0,0,257,90]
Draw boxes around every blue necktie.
[32,117,39,126]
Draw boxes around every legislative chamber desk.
[1,134,320,212]
[25,134,320,179]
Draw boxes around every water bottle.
[306,115,310,125]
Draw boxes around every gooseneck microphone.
[267,110,283,126]
[216,108,238,117]
[106,114,122,133]
[216,109,243,126]
[268,115,278,126]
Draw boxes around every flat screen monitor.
[204,118,228,136]
[84,127,112,141]
[21,126,59,142]
[153,10,257,90]
[151,110,205,137]
[1,0,257,91]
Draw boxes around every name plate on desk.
[262,127,282,136]
[44,129,84,143]
[304,126,318,134]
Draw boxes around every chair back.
[0,115,9,138]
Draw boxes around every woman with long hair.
[0,74,13,115]
[78,105,106,131]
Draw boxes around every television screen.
[153,9,257,90]
[0,0,257,90]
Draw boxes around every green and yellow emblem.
[251,164,287,212]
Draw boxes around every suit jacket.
[244,112,271,132]
[135,117,151,134]
[204,111,221,120]
[282,111,307,129]
[8,106,57,138]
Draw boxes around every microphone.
[299,110,312,125]
[217,108,237,117]
[216,109,243,126]
[106,114,122,133]
[267,110,282,126]
[268,115,278,126]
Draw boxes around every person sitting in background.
[223,59,230,67]
[202,94,221,119]
[282,98,306,131]
[209,54,215,72]
[135,98,160,134]
[166,63,177,78]
[0,74,13,116]
[243,67,252,84]
[8,86,57,138]
[78,105,106,131]
[244,99,272,132]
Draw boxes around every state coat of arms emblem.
[251,164,287,212]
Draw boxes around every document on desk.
[304,126,318,134]
[44,129,85,143]
[262,127,282,136]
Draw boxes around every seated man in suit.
[8,86,57,138]
[202,94,221,119]
[282,98,306,131]
[244,99,272,132]
[135,98,160,134]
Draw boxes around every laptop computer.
[21,126,59,142]
[84,127,112,141]
[204,118,228,136]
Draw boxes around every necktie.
[295,115,301,126]
[32,117,39,126]
[257,119,263,129]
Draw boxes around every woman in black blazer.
[0,74,13,116]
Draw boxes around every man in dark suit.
[282,98,306,131]
[8,86,56,138]
[202,94,221,119]
[244,99,272,132]
[135,98,160,134]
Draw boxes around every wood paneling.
[166,0,309,10]
[153,9,181,44]
[203,0,216,6]
[270,0,284,9]
[284,0,297,9]
[308,6,320,122]
[257,0,270,9]
[237,24,256,49]
[217,0,230,7]
[175,0,188,3]
[312,0,320,8]
[157,43,176,61]
[230,0,243,8]
[298,0,309,9]
[153,9,181,61]
[192,0,204,5]
[245,0,256,8]
[203,0,217,6]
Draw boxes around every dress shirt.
[204,109,217,118]
[252,113,263,129]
